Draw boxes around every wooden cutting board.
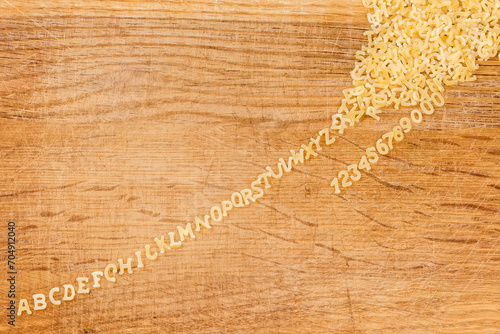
[1,1,499,333]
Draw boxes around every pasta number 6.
[376,138,390,155]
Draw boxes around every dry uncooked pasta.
[16,0,500,317]
[329,0,500,192]
[334,0,499,131]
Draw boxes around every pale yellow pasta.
[329,0,500,134]
[17,0,500,318]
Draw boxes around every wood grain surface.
[0,1,499,333]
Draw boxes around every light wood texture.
[0,1,499,333]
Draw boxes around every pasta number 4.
[358,155,371,171]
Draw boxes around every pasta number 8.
[393,126,404,141]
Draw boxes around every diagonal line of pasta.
[15,0,500,319]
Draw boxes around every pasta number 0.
[411,109,423,123]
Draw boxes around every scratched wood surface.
[0,0,499,333]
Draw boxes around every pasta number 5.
[366,147,379,163]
